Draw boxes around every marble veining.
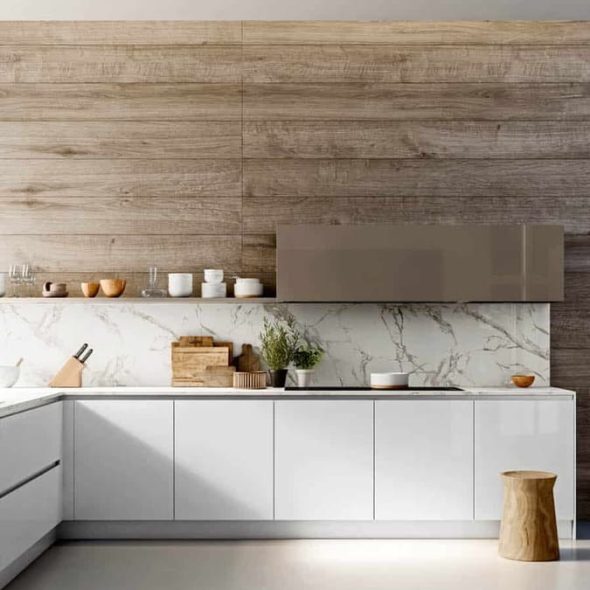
[0,302,549,388]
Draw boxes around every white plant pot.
[296,369,315,388]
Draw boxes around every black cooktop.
[285,386,464,391]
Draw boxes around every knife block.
[49,356,84,388]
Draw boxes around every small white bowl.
[0,366,20,388]
[370,372,409,390]
[234,279,263,298]
[204,269,224,284]
[201,282,227,299]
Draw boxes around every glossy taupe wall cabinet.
[277,225,563,302]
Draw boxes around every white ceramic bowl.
[204,269,224,284]
[0,366,20,388]
[168,273,193,297]
[201,282,227,299]
[370,371,409,390]
[234,278,263,298]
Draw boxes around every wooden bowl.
[512,374,535,388]
[81,282,100,298]
[100,278,126,298]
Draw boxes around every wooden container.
[233,371,267,390]
[49,357,84,388]
[171,338,233,387]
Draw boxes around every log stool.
[499,470,559,562]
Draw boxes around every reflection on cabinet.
[475,400,574,520]
[175,400,273,520]
[0,402,62,494]
[0,466,61,570]
[375,400,474,520]
[275,400,373,520]
[74,401,174,520]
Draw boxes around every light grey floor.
[6,539,590,590]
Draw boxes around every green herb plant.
[293,341,324,370]
[259,317,299,371]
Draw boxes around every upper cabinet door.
[74,400,174,520]
[375,400,474,520]
[277,224,563,302]
[275,400,373,520]
[475,400,574,520]
[175,400,273,521]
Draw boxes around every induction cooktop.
[284,386,464,391]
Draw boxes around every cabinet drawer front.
[0,402,62,494]
[175,400,274,520]
[375,400,474,520]
[275,400,374,521]
[475,400,575,520]
[0,466,61,570]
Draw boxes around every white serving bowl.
[370,371,409,390]
[234,278,263,298]
[204,269,224,284]
[0,366,20,388]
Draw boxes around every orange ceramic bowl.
[81,282,100,298]
[511,374,535,388]
[100,278,127,298]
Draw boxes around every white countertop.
[0,386,576,419]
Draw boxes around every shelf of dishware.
[0,297,278,304]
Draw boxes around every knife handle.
[74,343,88,359]
[80,348,93,364]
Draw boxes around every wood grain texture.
[244,159,590,197]
[0,46,242,83]
[244,83,590,121]
[0,197,242,235]
[0,122,242,159]
[242,235,277,273]
[0,235,242,272]
[243,196,590,234]
[243,45,590,83]
[0,159,242,197]
[0,84,242,121]
[243,21,590,45]
[0,21,242,45]
[244,121,590,159]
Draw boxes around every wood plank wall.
[0,20,589,514]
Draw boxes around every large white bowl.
[370,371,409,390]
[0,366,20,388]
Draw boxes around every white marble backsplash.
[0,302,549,388]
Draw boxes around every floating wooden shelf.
[0,297,278,305]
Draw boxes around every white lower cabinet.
[375,400,474,520]
[475,400,575,520]
[275,400,374,520]
[74,400,174,520]
[175,400,274,520]
[0,466,61,570]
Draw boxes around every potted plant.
[259,317,299,388]
[293,341,324,388]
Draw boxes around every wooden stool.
[499,470,559,562]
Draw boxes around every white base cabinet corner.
[175,400,274,520]
[74,400,174,521]
[375,400,474,520]
[475,400,575,520]
[275,400,373,521]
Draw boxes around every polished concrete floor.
[6,540,590,590]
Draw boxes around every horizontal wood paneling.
[242,235,276,273]
[0,122,242,159]
[244,159,590,197]
[0,159,242,197]
[243,196,590,234]
[243,21,590,45]
[564,236,590,272]
[0,235,242,273]
[0,197,242,235]
[244,83,590,121]
[0,84,242,121]
[243,45,590,83]
[0,46,242,83]
[0,21,242,45]
[244,121,590,159]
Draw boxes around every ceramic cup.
[203,269,224,284]
[168,273,193,297]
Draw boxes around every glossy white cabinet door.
[375,400,474,520]
[275,400,373,520]
[0,466,62,570]
[475,400,575,520]
[175,400,273,520]
[74,400,174,520]
[0,402,62,494]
